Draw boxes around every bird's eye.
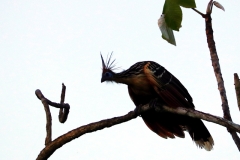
[104,72,111,77]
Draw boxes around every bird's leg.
[134,104,143,116]
[134,98,163,115]
[149,98,163,112]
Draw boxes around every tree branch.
[160,105,240,132]
[36,109,139,160]
[35,86,70,145]
[205,9,231,120]
[35,89,70,110]
[192,0,240,151]
[203,0,240,150]
[36,95,240,159]
[192,8,206,18]
[59,83,69,123]
[35,89,52,145]
[234,73,240,111]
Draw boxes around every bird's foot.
[134,105,143,116]
[149,98,158,108]
[149,98,163,112]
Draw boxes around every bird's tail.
[141,110,214,151]
[186,118,214,151]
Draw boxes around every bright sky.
[1,0,240,159]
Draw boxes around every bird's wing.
[128,86,185,139]
[143,61,195,108]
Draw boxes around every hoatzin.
[100,54,214,151]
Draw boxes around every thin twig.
[234,73,240,111]
[60,83,66,104]
[35,89,52,145]
[35,89,69,109]
[59,83,69,123]
[192,8,206,18]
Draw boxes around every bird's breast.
[128,74,156,96]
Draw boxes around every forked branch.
[35,84,70,146]
[36,89,240,160]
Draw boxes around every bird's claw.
[134,104,143,116]
[149,98,162,112]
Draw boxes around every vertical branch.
[35,90,52,145]
[60,83,66,104]
[42,98,52,145]
[234,73,240,110]
[59,83,70,123]
[204,0,240,151]
[205,14,231,120]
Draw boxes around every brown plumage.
[100,54,214,151]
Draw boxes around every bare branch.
[205,13,232,121]
[36,109,139,160]
[35,86,70,145]
[234,73,240,111]
[35,89,52,145]
[192,8,206,18]
[35,89,70,109]
[60,83,66,104]
[160,105,240,133]
[59,83,69,123]
[192,0,240,151]
[203,1,240,150]
[36,100,240,159]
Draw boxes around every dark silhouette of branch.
[59,83,69,123]
[205,3,231,120]
[35,91,240,160]
[161,105,240,133]
[35,90,52,145]
[192,8,206,18]
[234,73,240,111]
[36,101,140,160]
[193,0,240,151]
[35,87,70,115]
[60,83,66,104]
[35,85,70,145]
[36,111,139,160]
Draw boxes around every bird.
[100,53,214,151]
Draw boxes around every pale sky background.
[1,0,240,160]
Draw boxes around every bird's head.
[100,53,117,83]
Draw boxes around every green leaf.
[158,14,176,46]
[162,0,182,31]
[178,0,196,8]
[159,0,196,45]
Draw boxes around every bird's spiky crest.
[100,52,117,72]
